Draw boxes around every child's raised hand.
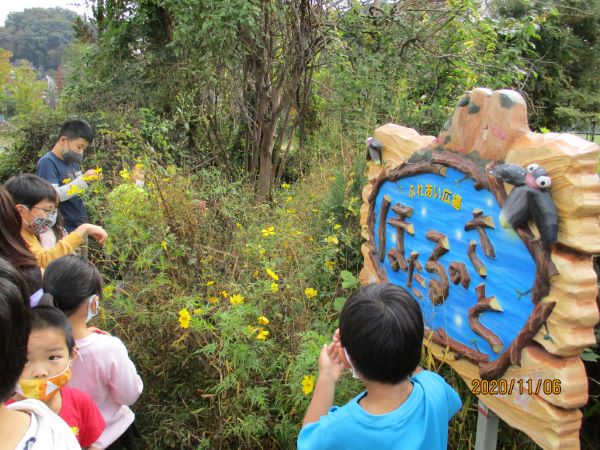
[83,169,102,181]
[317,342,344,383]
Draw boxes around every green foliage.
[0,48,48,120]
[492,0,600,130]
[0,8,77,72]
[3,1,596,448]
[86,159,371,448]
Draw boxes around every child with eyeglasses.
[4,174,108,268]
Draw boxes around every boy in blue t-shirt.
[298,283,462,450]
[36,120,100,232]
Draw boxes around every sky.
[0,0,91,26]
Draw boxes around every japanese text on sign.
[408,184,462,211]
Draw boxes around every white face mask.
[344,348,361,379]
[86,295,99,323]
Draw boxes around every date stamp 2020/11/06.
[471,378,562,396]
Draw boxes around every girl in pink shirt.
[40,256,143,450]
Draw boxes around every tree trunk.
[257,134,275,200]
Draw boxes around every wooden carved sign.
[359,88,600,450]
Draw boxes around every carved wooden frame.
[359,88,600,450]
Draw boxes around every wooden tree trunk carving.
[359,88,600,450]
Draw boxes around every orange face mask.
[16,363,72,401]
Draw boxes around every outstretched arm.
[302,341,344,426]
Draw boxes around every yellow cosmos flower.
[286,196,293,202]
[286,209,296,214]
[304,288,318,299]
[160,240,167,250]
[178,308,191,329]
[66,185,83,197]
[220,290,229,298]
[281,182,290,189]
[261,226,275,237]
[120,169,131,180]
[270,282,279,293]
[103,285,115,298]
[94,167,103,173]
[208,296,219,304]
[236,223,242,228]
[206,280,215,286]
[265,268,279,281]
[230,294,244,305]
[324,260,335,271]
[333,224,341,230]
[257,316,269,325]
[259,247,266,255]
[325,235,339,245]
[302,375,315,395]
[62,177,72,184]
[256,329,269,341]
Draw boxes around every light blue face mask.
[86,295,99,323]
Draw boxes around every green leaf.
[340,270,358,289]
[580,348,599,362]
[333,296,347,312]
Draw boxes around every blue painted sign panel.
[373,167,536,361]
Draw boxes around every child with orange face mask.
[7,306,105,449]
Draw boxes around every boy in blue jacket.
[36,119,99,233]
[299,283,462,450]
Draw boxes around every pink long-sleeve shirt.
[69,332,143,449]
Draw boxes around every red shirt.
[7,386,105,447]
[60,386,106,446]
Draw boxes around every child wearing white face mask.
[40,256,143,450]
[299,283,462,450]
[7,306,105,449]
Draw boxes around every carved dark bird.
[491,163,558,244]
[366,137,383,164]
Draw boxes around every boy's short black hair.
[4,174,58,209]
[30,306,75,355]
[58,119,94,144]
[339,283,424,384]
[0,258,30,402]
